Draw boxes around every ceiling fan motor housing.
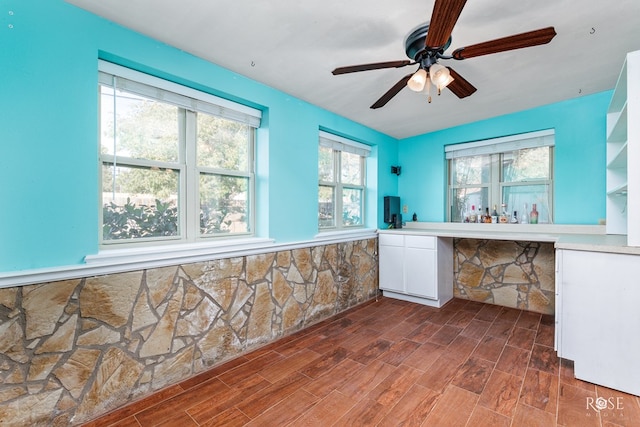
[404,23,452,61]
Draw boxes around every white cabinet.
[556,249,640,396]
[378,234,405,294]
[378,232,453,308]
[404,235,437,299]
[607,50,640,246]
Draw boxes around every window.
[318,131,370,230]
[98,61,261,245]
[446,130,554,223]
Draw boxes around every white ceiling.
[67,0,640,139]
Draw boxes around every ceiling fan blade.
[371,74,413,109]
[452,27,557,60]
[332,60,413,75]
[446,67,477,98]
[425,0,468,49]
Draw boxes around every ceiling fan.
[332,0,556,108]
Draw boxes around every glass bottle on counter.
[499,204,508,223]
[484,207,492,223]
[520,203,529,224]
[469,205,477,223]
[530,203,539,224]
[510,211,519,223]
[491,205,499,224]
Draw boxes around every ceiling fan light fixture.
[428,63,451,89]
[424,73,433,103]
[407,68,427,92]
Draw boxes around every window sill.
[314,228,377,242]
[85,237,276,267]
[0,230,379,288]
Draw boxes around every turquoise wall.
[398,92,610,224]
[0,0,610,274]
[0,0,397,273]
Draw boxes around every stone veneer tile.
[152,346,195,390]
[0,287,18,309]
[454,239,554,315]
[197,318,241,366]
[0,389,63,426]
[0,238,378,426]
[273,269,293,307]
[0,387,27,403]
[458,263,485,288]
[492,286,520,309]
[35,314,77,355]
[22,280,78,340]
[77,325,121,346]
[132,288,158,332]
[178,296,219,336]
[53,348,101,399]
[145,267,179,309]
[80,272,141,328]
[246,253,276,284]
[0,318,28,363]
[247,282,276,345]
[182,282,204,311]
[139,282,183,358]
[27,354,62,382]
[74,347,144,423]
[295,248,316,282]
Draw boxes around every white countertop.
[378,222,640,256]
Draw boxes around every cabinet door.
[378,237,405,293]
[560,250,640,396]
[404,245,437,299]
[554,249,562,353]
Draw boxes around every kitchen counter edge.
[377,223,640,256]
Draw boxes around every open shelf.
[606,51,638,241]
[609,61,628,113]
[607,183,628,196]
[607,103,628,142]
[607,141,628,169]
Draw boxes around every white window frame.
[98,61,261,247]
[446,129,555,222]
[318,131,370,231]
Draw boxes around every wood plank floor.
[84,297,640,426]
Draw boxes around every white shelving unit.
[606,50,640,246]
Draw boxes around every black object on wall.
[384,196,401,225]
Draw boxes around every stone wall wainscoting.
[453,238,555,315]
[0,238,378,426]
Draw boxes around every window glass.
[100,86,179,162]
[451,155,491,185]
[342,188,363,226]
[447,136,553,223]
[197,113,249,171]
[451,187,489,223]
[502,184,551,223]
[502,147,550,182]
[318,136,367,230]
[318,146,334,182]
[200,174,250,235]
[341,151,362,185]
[102,164,179,240]
[318,185,335,227]
[99,64,258,245]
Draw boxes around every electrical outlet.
[402,205,408,214]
